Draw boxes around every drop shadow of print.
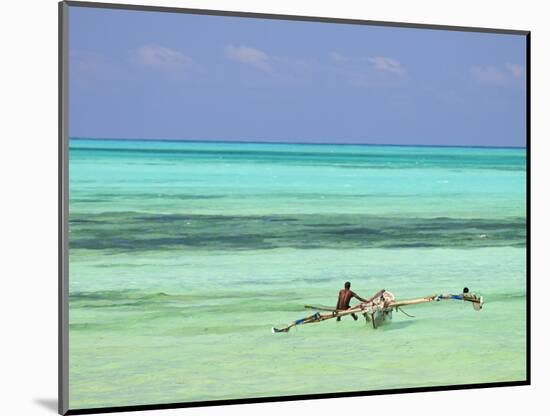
[34,398,58,413]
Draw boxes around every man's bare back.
[337,289,357,310]
[336,281,367,321]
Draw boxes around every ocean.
[68,138,527,409]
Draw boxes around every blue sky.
[69,6,527,147]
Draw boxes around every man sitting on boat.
[336,281,368,321]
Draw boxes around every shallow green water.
[68,139,526,409]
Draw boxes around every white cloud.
[471,66,508,85]
[224,44,272,72]
[368,56,407,76]
[327,52,407,88]
[134,44,194,72]
[328,52,347,62]
[471,64,524,86]
[506,63,524,78]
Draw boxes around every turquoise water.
[68,139,527,409]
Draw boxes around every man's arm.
[352,291,368,303]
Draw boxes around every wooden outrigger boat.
[272,288,483,333]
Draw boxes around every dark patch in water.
[262,217,299,223]
[69,212,526,252]
[384,242,439,248]
[70,219,101,224]
[305,223,354,227]
[321,227,382,236]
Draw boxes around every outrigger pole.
[272,289,483,333]
[272,289,387,333]
[390,293,484,310]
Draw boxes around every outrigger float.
[272,288,483,333]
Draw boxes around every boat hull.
[362,291,395,328]
[364,308,392,328]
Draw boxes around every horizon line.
[69,136,527,150]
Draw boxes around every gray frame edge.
[59,1,70,415]
[63,0,529,36]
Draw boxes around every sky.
[69,6,527,147]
